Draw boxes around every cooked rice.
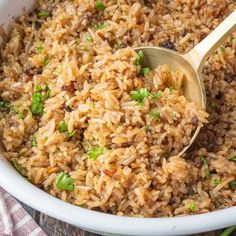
[0,0,235,217]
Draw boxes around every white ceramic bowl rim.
[0,1,235,235]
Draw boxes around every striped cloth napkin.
[0,187,46,236]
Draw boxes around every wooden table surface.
[21,203,235,236]
[22,203,96,236]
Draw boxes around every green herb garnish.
[169,87,175,94]
[59,122,68,133]
[130,88,161,104]
[43,85,51,99]
[31,137,37,147]
[56,172,75,191]
[11,158,27,177]
[114,42,122,49]
[150,91,163,99]
[44,136,49,141]
[188,202,197,212]
[58,122,75,138]
[144,126,148,133]
[0,100,11,111]
[86,35,93,42]
[214,179,221,185]
[95,1,106,10]
[36,85,42,92]
[220,46,225,52]
[31,92,44,115]
[31,85,50,116]
[89,102,95,108]
[94,22,108,30]
[130,88,149,104]
[229,156,236,162]
[11,107,24,119]
[17,111,24,119]
[150,109,161,122]
[229,181,236,188]
[56,64,63,74]
[210,102,218,110]
[135,50,144,65]
[86,147,104,160]
[43,56,50,66]
[201,156,211,179]
[67,130,76,138]
[140,67,150,76]
[38,11,50,18]
[220,226,236,236]
[36,45,44,54]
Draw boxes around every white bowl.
[0,1,235,235]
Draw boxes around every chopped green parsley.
[220,45,225,52]
[214,179,221,185]
[36,84,42,92]
[86,147,104,160]
[37,11,50,18]
[94,22,108,30]
[0,100,25,119]
[229,181,236,188]
[89,102,95,108]
[144,126,148,133]
[58,122,76,138]
[36,45,44,54]
[188,202,197,212]
[67,130,76,139]
[43,56,50,66]
[11,107,24,119]
[229,156,236,162]
[150,91,163,99]
[150,109,161,122]
[169,86,175,94]
[210,102,218,110]
[135,50,144,65]
[31,85,51,116]
[130,88,162,104]
[59,122,68,133]
[31,136,37,147]
[86,35,93,42]
[0,100,11,111]
[44,86,51,99]
[56,64,63,74]
[114,42,122,49]
[131,88,149,104]
[95,1,106,10]
[56,172,75,191]
[201,156,211,179]
[31,92,44,115]
[140,67,150,76]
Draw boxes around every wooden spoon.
[135,10,236,156]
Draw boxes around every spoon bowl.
[135,10,236,156]
[135,46,206,109]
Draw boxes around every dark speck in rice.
[224,71,235,83]
[159,39,176,51]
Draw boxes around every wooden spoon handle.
[184,10,236,71]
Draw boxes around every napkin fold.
[0,187,46,236]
